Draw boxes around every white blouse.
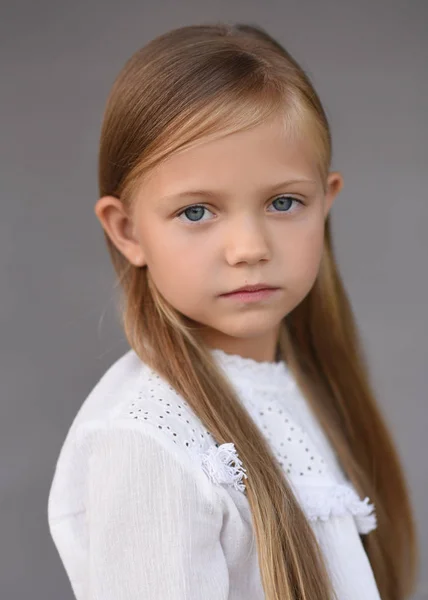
[47,347,381,600]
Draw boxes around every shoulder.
[109,356,220,455]
[73,351,248,496]
[70,348,214,451]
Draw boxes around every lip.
[221,284,277,295]
[219,287,279,303]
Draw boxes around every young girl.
[47,22,419,600]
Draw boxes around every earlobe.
[94,195,146,267]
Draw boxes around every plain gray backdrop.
[1,0,427,598]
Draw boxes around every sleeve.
[84,424,230,600]
[310,516,382,600]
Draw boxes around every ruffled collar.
[209,347,292,390]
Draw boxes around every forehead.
[136,117,321,202]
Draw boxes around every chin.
[211,316,282,340]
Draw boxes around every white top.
[47,347,381,600]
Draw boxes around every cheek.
[144,232,209,298]
[285,223,325,288]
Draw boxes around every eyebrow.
[157,178,318,205]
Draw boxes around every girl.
[47,22,419,600]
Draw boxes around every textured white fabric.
[47,347,381,599]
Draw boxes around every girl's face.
[95,114,343,361]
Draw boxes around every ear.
[323,171,344,217]
[94,196,146,267]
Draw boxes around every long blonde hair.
[97,22,418,600]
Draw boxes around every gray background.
[1,0,427,598]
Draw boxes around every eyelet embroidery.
[123,357,377,534]
[126,369,217,453]
[235,386,328,479]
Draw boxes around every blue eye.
[176,195,303,224]
[177,205,213,224]
[268,195,303,213]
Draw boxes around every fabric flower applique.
[198,442,248,493]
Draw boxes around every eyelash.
[176,195,305,225]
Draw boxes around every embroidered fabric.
[210,348,292,390]
[47,346,383,600]
[288,478,377,534]
[118,347,377,535]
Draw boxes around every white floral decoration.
[199,442,248,493]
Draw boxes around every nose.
[224,215,271,265]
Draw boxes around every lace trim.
[196,443,376,534]
[291,479,377,534]
[209,348,292,389]
[198,442,248,493]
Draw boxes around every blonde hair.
[97,22,419,600]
